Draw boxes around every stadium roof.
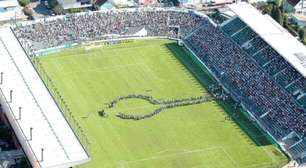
[228,2,306,78]
[0,28,90,168]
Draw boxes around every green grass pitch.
[37,39,288,168]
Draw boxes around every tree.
[18,0,30,7]
[298,28,305,42]
[262,3,273,15]
[275,8,284,25]
[275,0,284,8]
[269,2,285,26]
[283,14,289,27]
[48,0,58,9]
[271,4,277,18]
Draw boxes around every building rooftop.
[292,11,306,22]
[0,27,90,168]
[287,0,301,7]
[0,0,22,22]
[0,0,18,8]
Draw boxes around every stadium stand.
[184,20,306,164]
[9,4,306,166]
[242,36,268,55]
[183,7,306,166]
[13,8,206,52]
[221,16,306,109]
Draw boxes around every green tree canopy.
[298,28,306,41]
[18,0,30,7]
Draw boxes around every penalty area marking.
[118,146,236,168]
[155,148,189,155]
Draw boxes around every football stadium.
[0,2,306,168]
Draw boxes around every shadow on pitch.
[165,42,273,147]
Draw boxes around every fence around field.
[32,57,91,155]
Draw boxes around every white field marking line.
[220,146,240,168]
[260,145,277,165]
[120,146,278,168]
[229,118,277,166]
[213,150,231,168]
[222,112,277,167]
[155,148,189,155]
[242,129,276,165]
[220,144,279,168]
[120,146,223,165]
[223,130,266,167]
[221,145,282,168]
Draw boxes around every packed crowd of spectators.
[184,22,306,141]
[221,18,306,108]
[13,8,207,51]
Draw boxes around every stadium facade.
[0,2,305,168]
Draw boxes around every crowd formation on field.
[184,20,306,140]
[12,8,206,51]
[100,94,214,120]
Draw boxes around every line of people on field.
[100,93,214,120]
